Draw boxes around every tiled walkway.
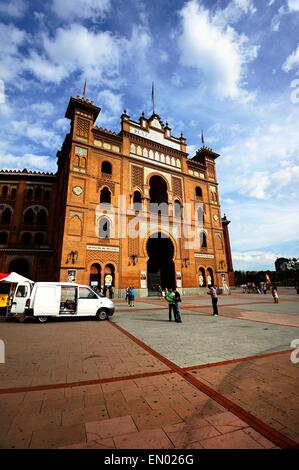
[0,290,298,449]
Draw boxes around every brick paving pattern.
[0,289,298,449]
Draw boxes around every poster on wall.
[140,271,147,289]
[176,271,182,288]
[105,274,113,287]
[67,270,76,282]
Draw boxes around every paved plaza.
[0,289,298,449]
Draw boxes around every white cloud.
[0,22,27,81]
[11,120,61,149]
[52,0,111,21]
[0,153,56,172]
[288,0,299,12]
[31,101,55,116]
[222,198,299,257]
[24,24,122,85]
[282,45,299,72]
[215,0,256,24]
[97,89,123,115]
[24,23,151,88]
[177,0,258,101]
[54,117,70,133]
[271,0,299,31]
[0,0,27,18]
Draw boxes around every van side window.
[79,287,98,299]
[16,286,28,297]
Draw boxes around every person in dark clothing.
[165,288,178,322]
[174,288,182,323]
[209,285,219,316]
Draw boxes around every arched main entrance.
[146,232,175,295]
[89,263,101,289]
[8,258,31,278]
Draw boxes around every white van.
[24,282,115,323]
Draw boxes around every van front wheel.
[96,309,108,321]
[38,316,48,323]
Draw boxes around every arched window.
[34,232,44,245]
[174,200,182,218]
[195,186,203,199]
[2,186,8,197]
[101,161,112,175]
[27,188,33,200]
[21,232,32,245]
[98,218,110,239]
[44,190,51,201]
[24,208,35,224]
[36,209,47,224]
[100,187,111,204]
[149,175,168,215]
[200,231,207,248]
[0,232,8,243]
[11,188,16,199]
[1,208,12,223]
[133,191,142,211]
[35,187,42,200]
[197,206,204,224]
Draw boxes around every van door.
[77,287,101,316]
[10,282,31,314]
[34,285,60,316]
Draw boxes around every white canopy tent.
[0,272,34,284]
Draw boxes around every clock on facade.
[73,186,83,196]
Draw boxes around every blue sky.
[0,0,299,271]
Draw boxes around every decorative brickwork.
[97,178,115,194]
[76,117,90,138]
[132,165,144,189]
[207,163,215,178]
[172,176,183,199]
[128,231,139,256]
[86,250,119,265]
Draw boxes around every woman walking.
[272,286,279,304]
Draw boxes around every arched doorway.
[207,268,214,287]
[104,264,115,287]
[146,232,175,295]
[149,175,168,215]
[8,258,31,278]
[90,263,101,289]
[198,267,206,287]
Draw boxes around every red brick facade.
[0,95,235,295]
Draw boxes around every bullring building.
[0,95,234,296]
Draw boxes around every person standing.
[209,285,219,316]
[129,286,135,307]
[272,286,279,304]
[125,286,130,305]
[165,288,178,322]
[174,288,182,323]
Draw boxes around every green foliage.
[234,270,298,287]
